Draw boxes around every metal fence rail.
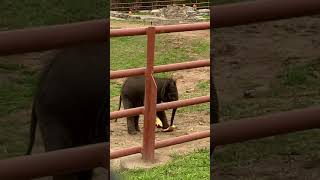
[0,143,108,179]
[0,19,108,56]
[213,107,320,146]
[111,59,209,79]
[111,130,209,159]
[110,96,210,119]
[213,0,320,28]
[110,22,209,37]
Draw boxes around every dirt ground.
[212,15,320,179]
[110,20,211,170]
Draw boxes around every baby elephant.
[117,76,178,134]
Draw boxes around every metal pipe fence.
[111,130,209,159]
[110,22,210,162]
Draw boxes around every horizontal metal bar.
[0,19,108,56]
[110,59,209,79]
[0,143,108,179]
[156,130,209,148]
[213,106,320,146]
[213,0,320,28]
[110,22,209,37]
[110,130,209,159]
[110,96,209,120]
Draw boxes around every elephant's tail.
[114,95,122,122]
[26,102,37,155]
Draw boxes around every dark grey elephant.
[25,42,108,180]
[116,76,178,135]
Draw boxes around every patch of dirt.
[172,30,210,41]
[173,67,210,94]
[212,16,320,179]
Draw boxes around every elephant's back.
[122,76,146,96]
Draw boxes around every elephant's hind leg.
[38,115,93,180]
[122,97,138,135]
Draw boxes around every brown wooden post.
[142,26,157,162]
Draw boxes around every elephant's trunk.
[170,108,177,126]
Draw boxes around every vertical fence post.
[142,26,157,162]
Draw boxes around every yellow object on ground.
[155,117,163,127]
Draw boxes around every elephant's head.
[161,78,178,126]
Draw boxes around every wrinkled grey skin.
[26,42,108,180]
[116,76,178,135]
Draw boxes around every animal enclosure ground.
[212,15,320,179]
[110,19,210,174]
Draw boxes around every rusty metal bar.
[110,96,210,120]
[0,19,108,56]
[212,106,320,146]
[110,59,210,79]
[110,146,141,159]
[142,27,157,162]
[110,22,209,37]
[0,143,108,179]
[110,130,209,159]
[213,0,320,28]
[156,130,210,148]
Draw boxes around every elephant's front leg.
[127,116,138,135]
[134,116,140,132]
[157,111,169,129]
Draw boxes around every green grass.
[0,118,29,159]
[282,60,320,88]
[0,63,37,117]
[120,148,210,180]
[0,0,108,29]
